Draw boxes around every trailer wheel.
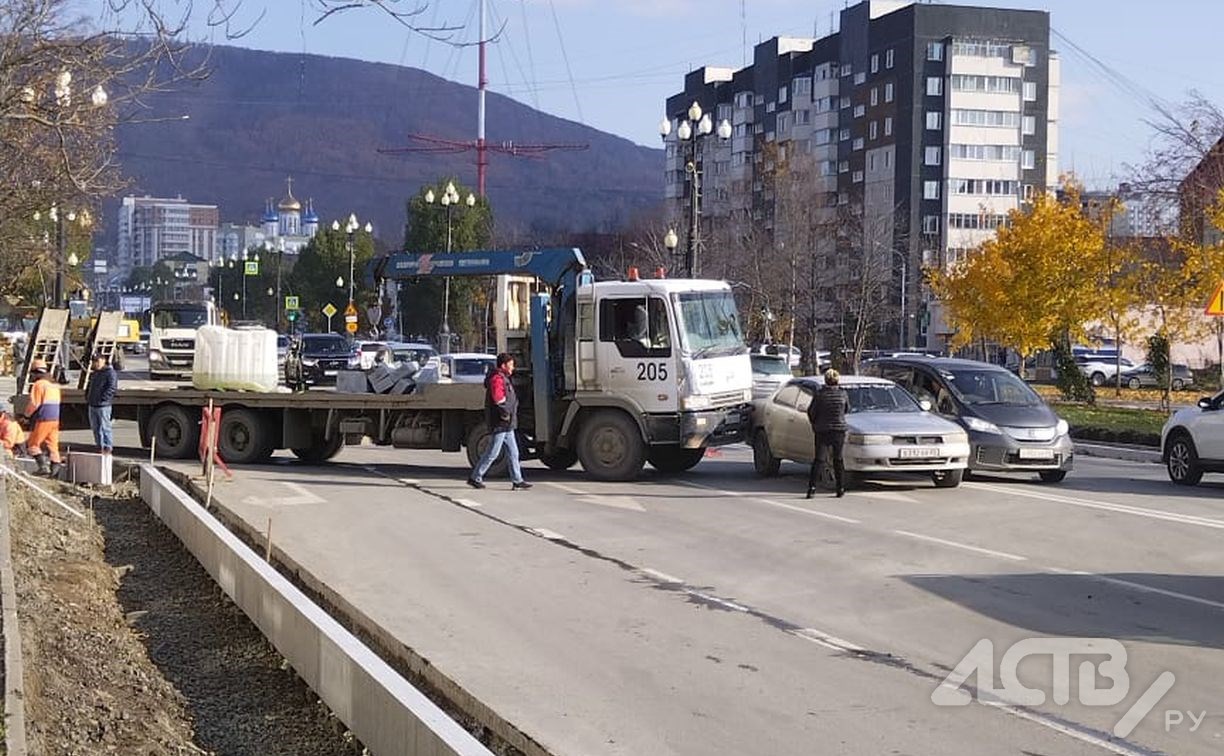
[291,433,344,464]
[539,448,578,471]
[465,423,509,478]
[217,408,273,465]
[577,410,647,481]
[148,404,200,460]
[647,446,704,474]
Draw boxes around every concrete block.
[369,366,398,394]
[67,452,113,485]
[335,370,370,394]
[391,378,414,395]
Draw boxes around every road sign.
[287,310,298,322]
[1206,281,1224,317]
[285,296,299,311]
[346,321,358,334]
[244,261,259,276]
[322,303,337,318]
[344,302,358,317]
[383,316,395,330]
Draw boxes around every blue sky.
[171,0,1223,188]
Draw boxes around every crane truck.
[32,248,752,481]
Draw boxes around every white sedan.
[752,375,971,489]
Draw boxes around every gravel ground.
[9,478,366,756]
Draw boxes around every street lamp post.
[275,238,285,332]
[34,206,89,308]
[424,183,476,355]
[659,102,731,278]
[893,249,908,350]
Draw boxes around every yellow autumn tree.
[930,186,1108,375]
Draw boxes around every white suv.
[1161,390,1224,485]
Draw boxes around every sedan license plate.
[898,447,939,459]
[324,370,338,377]
[1018,447,1056,460]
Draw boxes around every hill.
[109,44,662,249]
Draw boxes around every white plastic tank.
[193,325,279,391]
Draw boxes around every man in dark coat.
[467,353,531,490]
[806,368,848,498]
[85,351,118,454]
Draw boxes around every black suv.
[861,356,1073,482]
[285,333,356,388]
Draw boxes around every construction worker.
[23,358,62,476]
[0,402,26,458]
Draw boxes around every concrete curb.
[139,465,492,756]
[1073,441,1162,465]
[0,475,29,756]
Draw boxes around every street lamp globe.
[440,192,451,207]
[687,100,702,122]
[336,276,344,288]
[445,181,457,198]
[658,117,671,138]
[90,84,107,107]
[363,221,373,233]
[67,252,79,267]
[466,193,476,207]
[425,189,435,204]
[267,287,274,296]
[253,253,260,263]
[717,119,733,140]
[331,220,340,232]
[698,114,713,135]
[233,292,239,301]
[664,229,679,251]
[677,120,692,141]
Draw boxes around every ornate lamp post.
[659,102,731,278]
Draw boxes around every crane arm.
[368,247,588,289]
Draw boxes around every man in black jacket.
[806,368,848,498]
[85,351,118,455]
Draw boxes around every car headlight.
[964,416,1002,434]
[148,349,161,361]
[847,433,891,445]
[1055,419,1069,437]
[300,358,317,366]
[683,394,712,410]
[945,431,969,443]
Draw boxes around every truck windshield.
[152,307,209,328]
[674,291,745,357]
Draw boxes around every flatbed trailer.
[53,382,489,465]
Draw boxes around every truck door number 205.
[636,362,669,381]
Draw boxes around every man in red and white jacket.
[468,353,531,490]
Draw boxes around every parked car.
[439,352,496,384]
[1076,356,1136,387]
[756,343,802,370]
[750,354,791,401]
[1120,363,1194,391]
[284,333,359,388]
[751,375,970,489]
[1161,389,1224,485]
[276,334,289,369]
[356,340,390,370]
[861,356,1073,482]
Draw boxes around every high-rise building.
[116,195,219,275]
[663,0,1058,351]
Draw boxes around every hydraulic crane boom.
[368,247,589,290]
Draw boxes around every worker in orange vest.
[0,401,26,458]
[23,359,62,476]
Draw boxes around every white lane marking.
[968,481,1224,530]
[527,527,566,541]
[543,482,646,511]
[853,490,920,504]
[789,627,865,653]
[639,568,684,584]
[759,499,861,524]
[454,498,483,509]
[982,697,1156,756]
[1048,566,1224,612]
[893,529,1028,562]
[544,481,588,496]
[398,477,420,485]
[685,590,750,613]
[241,481,327,507]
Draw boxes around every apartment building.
[663,0,1058,350]
[116,195,219,276]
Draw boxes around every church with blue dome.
[261,177,320,253]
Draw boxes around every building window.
[779,86,788,104]
[1023,184,1036,200]
[885,82,894,103]
[754,93,764,105]
[926,112,942,130]
[1023,81,1037,101]
[926,77,943,96]
[795,109,811,125]
[766,101,776,113]
[852,137,864,151]
[925,146,941,165]
[778,113,790,132]
[840,63,852,77]
[839,160,850,173]
[924,181,940,200]
[854,72,866,85]
[718,104,732,121]
[840,96,851,109]
[884,151,891,168]
[927,42,944,61]
[793,77,811,97]
[869,121,878,139]
[838,193,850,206]
[871,54,879,73]
[853,170,864,183]
[871,87,879,106]
[950,75,1020,94]
[854,104,866,118]
[950,143,1022,161]
[840,128,851,141]
[1022,115,1036,135]
[951,109,1020,127]
[868,153,876,171]
[922,215,940,235]
[884,117,893,136]
[1022,149,1036,169]
[886,49,895,68]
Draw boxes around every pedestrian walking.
[467,353,532,490]
[85,351,118,455]
[806,368,848,498]
[23,358,63,476]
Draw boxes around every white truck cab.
[148,300,221,380]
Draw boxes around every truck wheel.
[148,405,200,460]
[577,410,646,481]
[752,431,781,477]
[539,448,578,471]
[466,424,509,478]
[218,408,273,465]
[291,433,344,464]
[647,447,705,474]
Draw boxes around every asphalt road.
[79,428,1214,756]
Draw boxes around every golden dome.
[278,195,301,212]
